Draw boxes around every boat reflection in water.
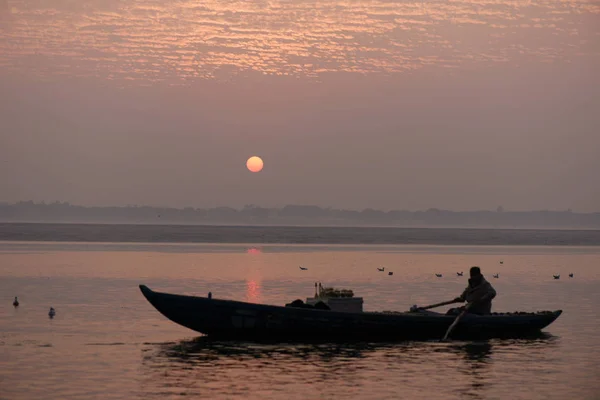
[451,341,494,398]
[140,334,559,399]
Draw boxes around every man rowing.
[449,266,497,315]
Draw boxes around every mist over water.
[2,223,600,245]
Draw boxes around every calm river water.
[1,241,599,399]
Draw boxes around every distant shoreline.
[1,222,599,246]
[2,202,600,230]
[2,220,600,230]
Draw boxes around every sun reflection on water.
[247,247,262,255]
[246,279,262,304]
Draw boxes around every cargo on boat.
[139,284,562,341]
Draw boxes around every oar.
[442,305,471,341]
[410,299,458,312]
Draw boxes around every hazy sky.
[1,0,599,211]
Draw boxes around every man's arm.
[472,283,497,305]
[480,284,497,302]
[453,288,468,303]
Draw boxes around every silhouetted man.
[450,266,497,315]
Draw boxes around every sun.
[246,156,264,172]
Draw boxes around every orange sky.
[0,0,599,211]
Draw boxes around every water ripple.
[137,336,568,399]
[1,247,599,399]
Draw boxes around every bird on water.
[13,297,19,307]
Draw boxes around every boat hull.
[139,285,562,341]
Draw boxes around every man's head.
[469,266,482,278]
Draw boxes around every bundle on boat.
[285,282,363,313]
[285,299,331,310]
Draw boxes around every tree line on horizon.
[1,201,599,228]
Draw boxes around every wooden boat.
[139,285,562,341]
